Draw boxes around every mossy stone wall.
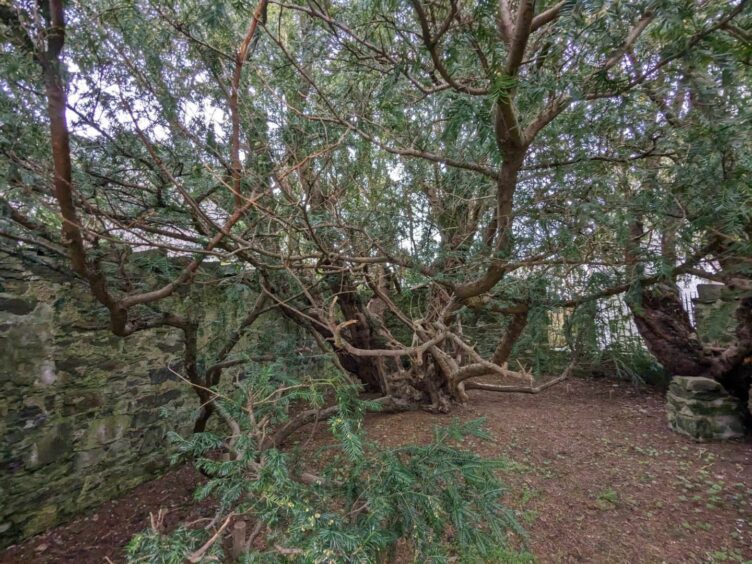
[0,250,279,548]
[693,284,740,347]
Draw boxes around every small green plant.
[596,488,619,509]
[127,365,524,562]
[705,548,750,563]
[459,545,536,564]
[128,523,215,564]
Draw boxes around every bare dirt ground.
[2,377,751,563]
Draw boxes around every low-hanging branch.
[464,362,575,395]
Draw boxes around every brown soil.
[2,377,751,563]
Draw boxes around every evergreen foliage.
[127,365,522,563]
[1,0,751,557]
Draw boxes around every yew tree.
[1,0,750,426]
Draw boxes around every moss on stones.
[0,250,293,548]
[667,377,746,441]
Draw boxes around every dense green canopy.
[2,0,751,560]
[2,0,750,390]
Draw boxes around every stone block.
[667,376,747,441]
[666,391,740,417]
[83,415,131,448]
[0,296,38,316]
[668,412,746,441]
[148,366,179,384]
[76,447,107,469]
[27,423,71,468]
[21,505,58,538]
[670,375,722,394]
[62,391,105,415]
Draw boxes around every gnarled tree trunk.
[628,284,751,412]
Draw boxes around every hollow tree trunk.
[327,279,386,393]
[271,280,389,395]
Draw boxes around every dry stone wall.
[693,284,740,347]
[0,249,286,548]
[667,376,747,441]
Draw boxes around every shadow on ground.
[2,378,750,563]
